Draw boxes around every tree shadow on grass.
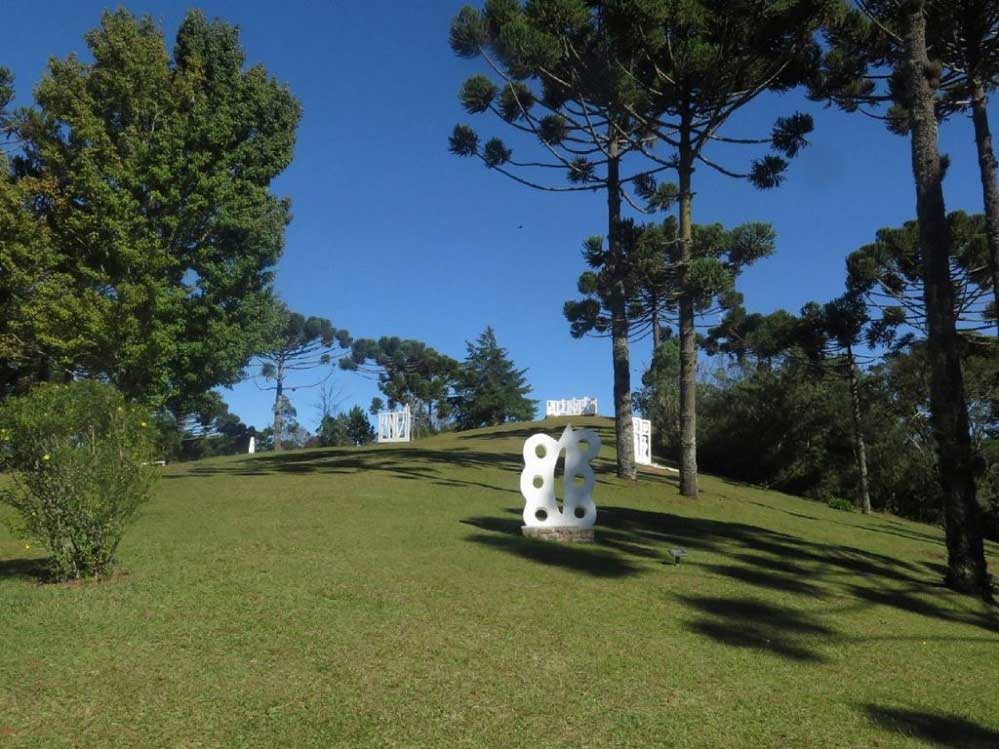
[168,445,526,496]
[0,557,50,583]
[597,506,999,636]
[861,704,999,749]
[677,595,835,662]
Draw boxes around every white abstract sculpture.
[248,436,256,455]
[520,424,601,530]
[377,405,412,443]
[545,396,598,417]
[632,417,652,466]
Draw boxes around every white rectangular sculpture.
[632,417,652,466]
[377,405,412,443]
[248,436,256,455]
[520,424,600,540]
[545,397,598,417]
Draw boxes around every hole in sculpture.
[535,444,546,459]
[532,475,544,489]
[535,509,548,522]
[574,507,586,519]
[572,474,585,486]
[579,440,590,451]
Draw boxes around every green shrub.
[0,381,156,580]
[827,497,855,513]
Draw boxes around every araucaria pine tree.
[449,1,828,490]
[815,0,992,598]
[564,218,776,359]
[256,306,351,451]
[452,327,536,430]
[605,0,831,496]
[449,1,676,478]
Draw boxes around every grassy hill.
[1,416,997,748]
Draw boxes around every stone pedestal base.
[521,526,595,543]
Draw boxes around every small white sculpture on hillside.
[377,405,412,443]
[248,436,256,455]
[545,397,598,417]
[632,417,652,466]
[520,424,601,532]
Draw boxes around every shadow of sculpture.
[463,532,640,578]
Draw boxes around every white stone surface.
[545,397,598,417]
[248,436,256,455]
[632,417,652,466]
[520,424,601,529]
[377,405,412,443]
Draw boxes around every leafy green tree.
[798,294,883,514]
[452,327,536,430]
[172,392,254,460]
[0,69,75,396]
[256,306,351,451]
[345,406,376,445]
[318,412,350,448]
[697,359,860,500]
[318,406,375,447]
[340,338,459,435]
[815,0,992,599]
[633,339,682,456]
[0,381,156,580]
[5,10,301,413]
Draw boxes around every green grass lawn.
[1,416,997,748]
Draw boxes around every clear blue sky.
[6,1,997,430]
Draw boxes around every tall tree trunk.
[969,80,999,332]
[846,345,872,514]
[651,300,662,353]
[607,136,636,480]
[272,355,285,452]
[903,3,991,600]
[677,126,698,497]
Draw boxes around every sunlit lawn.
[1,417,997,748]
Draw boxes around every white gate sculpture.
[545,397,598,417]
[377,405,412,443]
[632,417,652,466]
[520,424,601,529]
[248,436,256,455]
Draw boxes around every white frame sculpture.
[545,397,598,418]
[520,424,601,529]
[377,405,412,443]
[632,417,652,466]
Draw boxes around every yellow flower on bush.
[42,454,51,462]
[140,421,147,428]
[24,544,31,550]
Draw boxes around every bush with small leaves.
[827,498,856,513]
[0,381,156,580]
